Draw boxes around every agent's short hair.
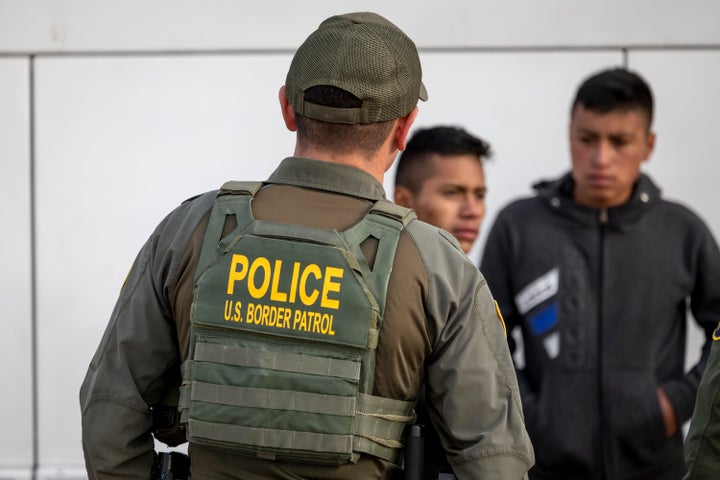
[294,86,395,157]
[571,68,654,130]
[394,126,492,194]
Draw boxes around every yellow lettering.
[270,260,288,302]
[246,302,259,324]
[321,267,343,309]
[224,299,233,321]
[253,303,263,324]
[263,305,272,326]
[224,300,243,322]
[248,257,271,298]
[289,262,301,303]
[312,312,321,333]
[321,313,335,335]
[293,309,302,330]
[299,264,321,306]
[228,255,345,310]
[274,307,279,326]
[282,308,291,329]
[226,254,248,294]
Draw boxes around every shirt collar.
[266,157,387,201]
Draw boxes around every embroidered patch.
[515,268,559,315]
[713,322,720,341]
[494,300,507,337]
[121,269,130,291]
[529,302,558,336]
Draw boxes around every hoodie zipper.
[597,207,608,479]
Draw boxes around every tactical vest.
[178,181,417,465]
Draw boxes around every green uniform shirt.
[684,324,720,479]
[80,157,534,479]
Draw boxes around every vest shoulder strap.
[341,199,415,325]
[368,198,416,227]
[218,181,263,196]
[194,182,261,282]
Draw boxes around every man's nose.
[591,140,614,167]
[461,195,482,217]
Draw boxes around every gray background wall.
[1,1,719,478]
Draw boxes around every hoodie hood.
[532,172,662,229]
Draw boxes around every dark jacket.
[480,172,720,480]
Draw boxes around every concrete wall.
[2,1,719,477]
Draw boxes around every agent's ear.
[278,86,297,132]
[395,107,419,151]
[393,185,415,208]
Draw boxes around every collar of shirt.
[266,157,387,202]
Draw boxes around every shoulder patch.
[121,269,130,291]
[713,322,720,341]
[494,300,507,337]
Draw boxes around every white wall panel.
[384,51,623,262]
[34,54,295,468]
[4,1,718,477]
[0,58,33,476]
[630,50,720,241]
[1,0,719,54]
[629,50,720,371]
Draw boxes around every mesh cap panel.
[286,12,427,125]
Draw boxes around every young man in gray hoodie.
[480,67,720,480]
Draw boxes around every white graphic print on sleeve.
[515,268,559,315]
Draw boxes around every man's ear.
[393,185,415,208]
[643,131,656,163]
[279,86,297,132]
[395,107,419,151]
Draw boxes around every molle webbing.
[180,181,416,465]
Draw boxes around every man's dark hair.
[394,126,492,193]
[571,68,654,130]
[295,86,395,157]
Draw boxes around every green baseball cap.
[285,12,428,125]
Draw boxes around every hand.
[657,387,678,437]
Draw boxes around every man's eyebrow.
[573,126,598,135]
[438,183,487,192]
[609,131,636,139]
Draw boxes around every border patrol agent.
[80,12,534,479]
[684,322,720,479]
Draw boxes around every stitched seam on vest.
[190,420,353,453]
[191,381,355,417]
[194,343,361,379]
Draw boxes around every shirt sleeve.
[79,193,214,479]
[662,218,720,424]
[410,225,535,479]
[479,210,540,427]
[683,336,720,479]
